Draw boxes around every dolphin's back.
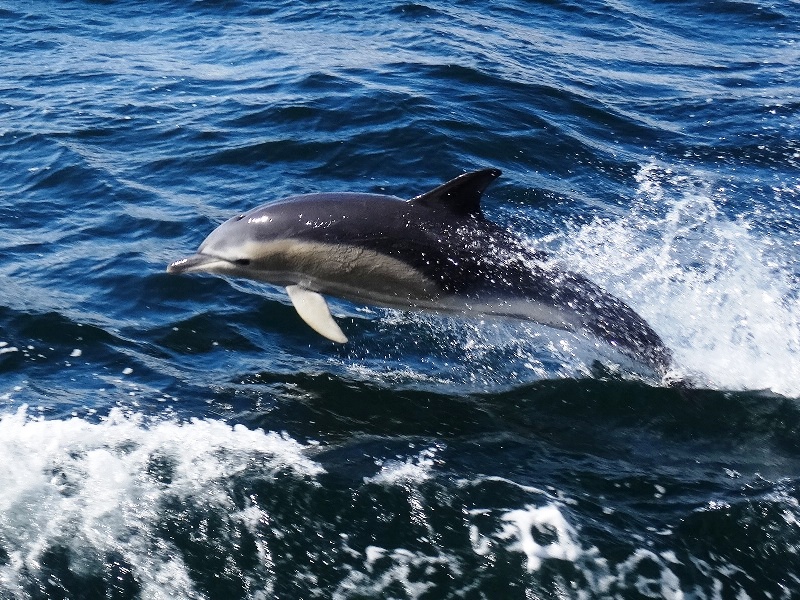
[269,194,539,293]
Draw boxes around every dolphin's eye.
[233,258,251,266]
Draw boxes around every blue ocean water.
[1,0,799,597]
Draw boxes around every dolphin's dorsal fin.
[409,168,501,217]
[285,285,348,343]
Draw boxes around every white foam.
[335,493,761,599]
[466,502,681,598]
[333,543,462,600]
[549,161,800,396]
[0,406,322,598]
[498,503,582,572]
[366,445,442,487]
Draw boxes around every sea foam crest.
[0,406,322,599]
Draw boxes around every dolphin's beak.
[167,253,226,274]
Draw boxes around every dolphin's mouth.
[167,253,232,274]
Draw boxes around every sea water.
[1,1,799,598]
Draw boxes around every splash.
[550,162,800,397]
[366,444,443,487]
[337,161,799,394]
[0,406,322,599]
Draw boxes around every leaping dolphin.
[167,169,673,374]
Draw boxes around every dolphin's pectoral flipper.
[285,285,348,343]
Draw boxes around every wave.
[4,404,796,599]
[0,406,321,599]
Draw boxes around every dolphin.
[167,169,673,374]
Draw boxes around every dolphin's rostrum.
[168,169,672,374]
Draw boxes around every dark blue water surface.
[1,1,799,598]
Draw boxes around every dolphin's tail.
[583,300,691,389]
[552,271,674,377]
[581,304,673,376]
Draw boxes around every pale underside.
[182,239,582,343]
